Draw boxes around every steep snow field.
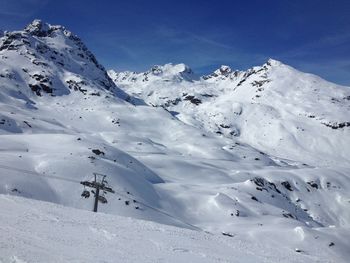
[1,20,350,262]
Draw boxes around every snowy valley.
[0,20,349,262]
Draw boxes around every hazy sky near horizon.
[1,0,350,85]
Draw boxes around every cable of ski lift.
[0,163,80,183]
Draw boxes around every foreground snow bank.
[0,194,337,263]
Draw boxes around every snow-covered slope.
[1,20,350,262]
[109,60,350,166]
[4,194,348,263]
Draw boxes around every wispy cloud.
[0,0,49,19]
[155,25,233,50]
[281,31,350,60]
[0,10,31,18]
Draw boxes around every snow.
[0,20,350,262]
[0,194,346,263]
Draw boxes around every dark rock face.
[251,177,281,194]
[281,181,293,191]
[92,149,105,156]
[0,32,29,51]
[307,181,319,189]
[28,73,53,96]
[66,80,87,94]
[322,121,350,129]
[184,95,202,105]
[24,19,55,37]
[251,196,259,202]
[29,83,52,96]
[251,79,270,87]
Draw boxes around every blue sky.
[1,0,350,85]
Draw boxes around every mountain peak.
[201,65,237,80]
[0,20,118,99]
[266,58,283,67]
[23,19,76,40]
[145,63,195,81]
[24,19,54,37]
[214,65,232,76]
[159,63,193,75]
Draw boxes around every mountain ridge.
[109,58,350,166]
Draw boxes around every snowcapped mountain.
[110,63,197,84]
[1,20,350,262]
[0,19,118,99]
[109,60,350,166]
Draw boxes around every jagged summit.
[202,65,239,81]
[109,59,287,84]
[209,65,233,78]
[108,63,197,84]
[266,58,283,67]
[217,65,232,74]
[202,59,286,81]
[148,63,194,78]
[24,19,53,37]
[23,19,82,43]
[150,63,195,80]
